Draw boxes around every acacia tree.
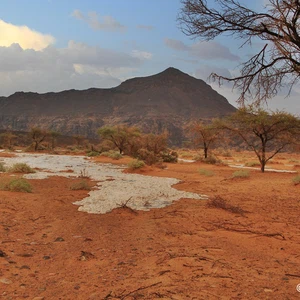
[30,127,48,151]
[178,0,300,104]
[189,121,219,158]
[98,125,141,154]
[0,131,17,149]
[220,107,300,172]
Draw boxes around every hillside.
[0,67,236,145]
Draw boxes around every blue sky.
[0,0,299,113]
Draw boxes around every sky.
[0,0,299,114]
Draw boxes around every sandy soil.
[0,151,300,299]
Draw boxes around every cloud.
[131,50,153,60]
[0,41,149,96]
[71,10,126,32]
[164,38,189,51]
[164,38,239,61]
[0,19,55,50]
[137,24,154,30]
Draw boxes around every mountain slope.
[0,67,236,144]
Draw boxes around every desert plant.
[70,180,91,191]
[128,159,145,170]
[0,178,32,193]
[201,155,222,165]
[101,150,122,160]
[232,170,250,178]
[79,168,89,178]
[86,151,100,157]
[292,175,300,186]
[160,150,178,163]
[198,168,215,177]
[9,163,35,173]
[0,162,6,172]
[245,161,260,167]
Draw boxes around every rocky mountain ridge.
[0,67,236,145]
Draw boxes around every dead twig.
[116,197,137,215]
[285,273,300,278]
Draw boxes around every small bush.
[232,170,250,178]
[0,178,32,193]
[137,148,158,165]
[292,175,300,185]
[201,155,222,165]
[101,150,122,160]
[70,180,91,191]
[0,162,6,172]
[9,163,35,173]
[207,196,246,215]
[86,151,100,157]
[160,150,178,163]
[128,159,145,170]
[198,168,215,177]
[245,161,260,167]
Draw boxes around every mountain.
[0,67,236,145]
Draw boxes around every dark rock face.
[0,67,236,144]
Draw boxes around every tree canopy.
[178,0,300,104]
[219,107,300,172]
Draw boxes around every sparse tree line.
[1,107,299,172]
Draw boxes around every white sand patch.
[0,153,207,214]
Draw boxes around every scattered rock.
[79,251,95,261]
[0,278,12,284]
[0,250,7,257]
[54,237,65,242]
[43,256,51,260]
[20,265,31,270]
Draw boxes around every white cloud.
[72,10,126,32]
[0,41,149,96]
[164,38,239,61]
[0,19,55,50]
[131,50,153,60]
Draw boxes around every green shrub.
[86,151,100,157]
[160,150,178,163]
[101,150,122,160]
[0,178,32,193]
[137,148,158,165]
[128,159,145,170]
[9,163,35,173]
[70,180,91,190]
[0,162,6,172]
[198,168,215,176]
[245,161,260,167]
[232,170,250,178]
[292,175,300,185]
[202,155,222,165]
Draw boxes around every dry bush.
[0,162,6,172]
[128,159,145,170]
[207,196,246,215]
[70,180,91,191]
[0,178,32,193]
[232,170,250,178]
[292,175,300,186]
[9,163,35,173]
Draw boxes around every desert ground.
[0,150,300,299]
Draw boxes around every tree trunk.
[204,143,208,158]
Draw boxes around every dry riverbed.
[0,151,300,299]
